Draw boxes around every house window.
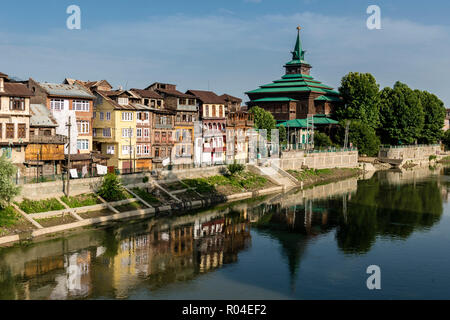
[18,124,26,139]
[103,128,111,137]
[107,145,115,154]
[93,128,97,137]
[6,124,14,139]
[155,132,160,142]
[205,106,209,117]
[73,100,90,111]
[212,105,216,117]
[136,145,142,155]
[137,128,142,138]
[155,147,160,158]
[93,112,96,119]
[50,99,66,111]
[118,97,129,105]
[10,97,25,111]
[122,128,133,138]
[77,120,90,134]
[157,100,162,108]
[100,112,104,120]
[144,145,150,155]
[219,106,223,117]
[144,128,149,138]
[122,145,132,155]
[106,112,111,120]
[77,139,89,150]
[121,112,133,121]
[0,124,2,139]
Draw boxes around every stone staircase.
[248,164,298,190]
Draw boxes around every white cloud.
[0,12,449,105]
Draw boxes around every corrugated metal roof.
[30,104,58,127]
[39,82,95,99]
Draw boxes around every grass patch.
[114,202,146,213]
[287,168,360,187]
[35,215,77,228]
[61,194,101,208]
[182,170,270,195]
[0,207,20,228]
[15,198,65,214]
[131,188,162,205]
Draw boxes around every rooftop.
[30,104,58,127]
[39,83,95,99]
[186,90,225,104]
[0,82,34,97]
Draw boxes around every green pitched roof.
[276,115,339,128]
[315,95,342,102]
[253,97,298,102]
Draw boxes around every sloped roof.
[130,89,164,99]
[277,115,338,128]
[220,94,242,103]
[30,104,58,127]
[187,90,224,104]
[0,83,34,97]
[156,88,194,98]
[39,83,95,99]
[0,72,8,78]
[253,97,298,102]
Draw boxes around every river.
[1,166,449,300]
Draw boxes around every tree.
[335,72,381,129]
[0,155,21,209]
[314,132,333,148]
[97,173,125,201]
[336,120,380,156]
[442,130,450,150]
[379,82,424,145]
[278,125,287,145]
[415,90,446,144]
[249,106,276,137]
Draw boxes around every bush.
[97,173,126,201]
[443,130,450,150]
[143,176,149,183]
[337,120,380,157]
[314,132,334,148]
[227,162,245,175]
[0,155,21,209]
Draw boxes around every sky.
[1,0,450,105]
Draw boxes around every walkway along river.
[0,166,449,299]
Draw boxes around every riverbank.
[0,166,364,247]
[287,168,362,188]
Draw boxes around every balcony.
[29,134,67,145]
[154,123,173,129]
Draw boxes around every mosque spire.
[292,26,303,61]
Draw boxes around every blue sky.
[1,0,450,105]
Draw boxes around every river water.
[1,167,450,300]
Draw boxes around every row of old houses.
[0,71,254,179]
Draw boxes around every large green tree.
[338,120,380,157]
[249,106,276,137]
[0,155,21,209]
[379,82,424,145]
[335,72,381,129]
[415,90,446,144]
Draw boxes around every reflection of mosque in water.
[0,170,447,299]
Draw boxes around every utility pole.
[129,126,133,174]
[66,116,72,197]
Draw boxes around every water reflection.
[0,168,448,300]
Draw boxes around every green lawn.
[61,193,101,208]
[0,207,19,228]
[131,188,162,205]
[15,198,65,214]
[182,171,269,195]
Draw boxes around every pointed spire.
[292,26,302,61]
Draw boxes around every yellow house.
[93,90,141,173]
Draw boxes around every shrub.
[143,176,149,183]
[17,198,65,214]
[227,162,245,175]
[0,155,21,209]
[429,155,437,161]
[97,173,126,201]
[314,132,334,148]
